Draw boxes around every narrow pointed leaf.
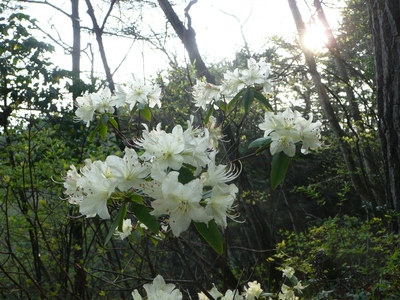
[88,123,100,141]
[104,204,127,246]
[248,137,271,149]
[131,202,159,234]
[140,106,152,122]
[100,114,109,125]
[194,220,223,254]
[227,88,245,111]
[108,117,118,129]
[99,123,108,140]
[242,87,255,112]
[270,152,291,190]
[204,105,214,124]
[117,203,128,232]
[254,90,273,111]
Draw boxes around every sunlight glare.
[302,24,328,52]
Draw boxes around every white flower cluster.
[132,275,182,300]
[132,269,306,300]
[198,281,262,300]
[278,267,307,300]
[114,219,133,240]
[258,108,322,157]
[192,58,272,110]
[63,116,240,237]
[74,79,161,127]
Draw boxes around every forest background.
[1,0,400,299]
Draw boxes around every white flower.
[149,172,212,237]
[125,79,152,110]
[259,108,302,157]
[206,116,223,149]
[132,275,182,300]
[192,78,221,110]
[243,281,263,300]
[75,92,95,126]
[221,289,243,300]
[63,160,116,215]
[282,266,295,279]
[113,83,128,108]
[296,113,322,154]
[220,68,245,97]
[106,148,150,191]
[64,165,83,204]
[201,152,240,187]
[63,165,82,202]
[147,84,162,108]
[131,290,143,300]
[205,184,238,228]
[293,281,307,293]
[113,80,162,110]
[278,284,298,300]
[259,108,322,157]
[136,124,185,171]
[198,292,210,300]
[114,219,133,240]
[198,285,223,300]
[241,58,267,87]
[91,87,116,114]
[269,132,299,157]
[182,122,211,173]
[77,168,116,219]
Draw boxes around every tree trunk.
[156,0,215,83]
[287,0,374,206]
[71,0,81,101]
[367,0,400,230]
[84,0,116,92]
[314,0,384,207]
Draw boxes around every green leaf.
[254,90,273,111]
[104,204,127,246]
[131,202,159,234]
[248,137,272,149]
[194,220,223,254]
[99,123,108,140]
[100,114,109,125]
[178,166,196,184]
[242,87,255,112]
[108,117,118,129]
[204,105,214,124]
[88,123,100,141]
[215,100,226,112]
[129,194,143,204]
[227,88,245,111]
[140,106,152,122]
[117,204,128,232]
[270,152,291,190]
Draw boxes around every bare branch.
[100,0,118,32]
[19,0,72,19]
[215,6,252,56]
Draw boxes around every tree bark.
[71,0,81,100]
[84,0,116,92]
[156,0,215,83]
[367,0,400,230]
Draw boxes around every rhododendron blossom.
[259,108,322,157]
[131,275,182,300]
[148,171,211,237]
